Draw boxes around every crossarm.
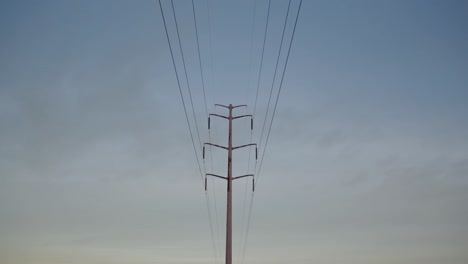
[232,143,257,150]
[204,143,228,150]
[205,173,227,190]
[206,173,227,180]
[232,104,247,108]
[233,114,252,120]
[214,104,229,109]
[233,174,254,180]
[214,104,247,109]
[209,113,228,119]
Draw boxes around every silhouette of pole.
[203,104,257,264]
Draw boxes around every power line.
[252,0,272,119]
[170,0,204,151]
[258,0,292,155]
[241,191,254,264]
[242,1,303,262]
[239,0,258,260]
[205,191,218,262]
[158,0,217,262]
[191,0,221,261]
[158,0,203,181]
[243,0,258,105]
[204,1,222,259]
[241,1,274,262]
[206,0,216,111]
[192,0,209,118]
[161,0,303,262]
[238,136,253,261]
[256,0,303,187]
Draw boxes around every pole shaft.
[226,104,233,264]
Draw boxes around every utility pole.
[203,104,257,264]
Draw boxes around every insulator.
[208,117,210,129]
[252,178,255,192]
[203,146,205,159]
[255,147,258,160]
[205,178,207,191]
[251,118,253,130]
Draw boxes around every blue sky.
[1,0,467,264]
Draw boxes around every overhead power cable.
[192,0,209,118]
[252,0,272,119]
[239,0,258,260]
[158,0,217,262]
[243,0,258,105]
[258,0,292,154]
[256,0,303,187]
[204,0,222,259]
[241,1,274,262]
[158,0,203,181]
[170,0,204,152]
[242,1,303,263]
[191,0,221,261]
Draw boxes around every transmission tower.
[203,104,257,264]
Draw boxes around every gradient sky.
[1,0,468,264]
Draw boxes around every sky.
[1,0,467,264]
